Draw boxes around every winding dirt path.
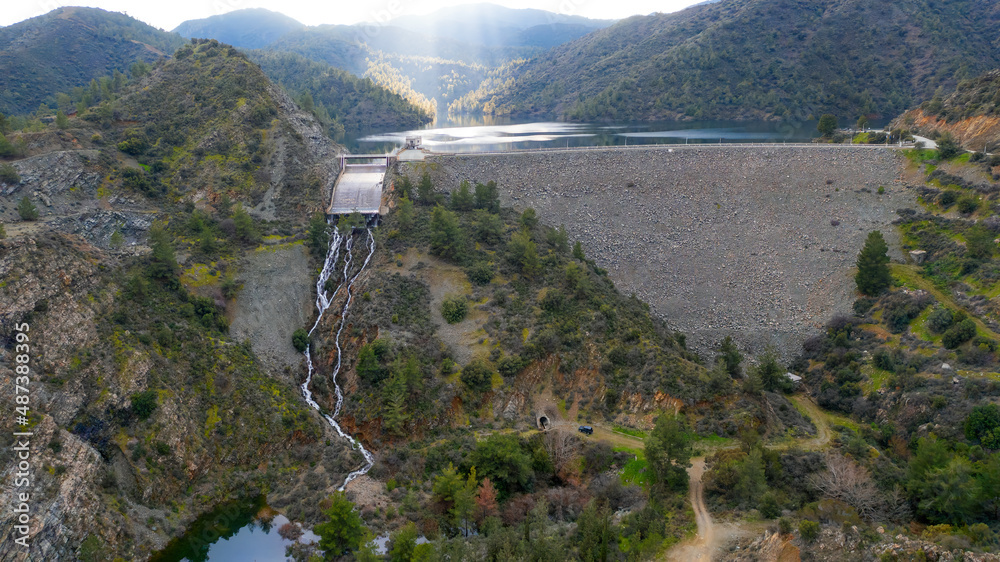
[665,393,835,561]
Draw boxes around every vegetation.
[247,50,433,141]
[0,163,19,184]
[0,7,184,115]
[314,492,367,558]
[456,0,1000,122]
[17,196,38,221]
[855,231,892,296]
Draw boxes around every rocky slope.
[894,69,1000,152]
[0,40,366,561]
[421,146,911,358]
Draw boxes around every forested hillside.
[895,69,1000,153]
[0,7,185,115]
[0,39,356,559]
[456,0,1000,122]
[248,50,434,140]
[172,8,304,49]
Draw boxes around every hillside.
[0,7,185,115]
[266,25,495,107]
[0,39,359,560]
[456,0,1000,122]
[247,50,434,139]
[172,8,304,49]
[894,69,1000,152]
[384,2,615,47]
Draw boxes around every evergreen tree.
[430,205,465,261]
[314,492,366,558]
[17,196,38,221]
[397,196,414,231]
[818,114,838,136]
[0,222,5,239]
[756,347,788,392]
[148,223,179,285]
[717,335,743,378]
[307,212,330,257]
[55,110,69,130]
[451,179,474,211]
[855,230,891,295]
[474,180,500,213]
[508,229,540,277]
[645,414,693,494]
[418,171,435,204]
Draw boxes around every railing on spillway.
[327,154,394,216]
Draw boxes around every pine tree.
[855,230,891,296]
[314,492,366,557]
[418,171,434,204]
[17,196,38,221]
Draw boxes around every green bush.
[799,520,820,542]
[957,194,980,214]
[926,307,954,333]
[291,328,310,352]
[465,262,494,285]
[942,318,976,348]
[779,517,793,535]
[17,196,38,221]
[938,190,958,208]
[131,390,158,420]
[0,163,19,184]
[441,294,469,324]
[461,359,494,393]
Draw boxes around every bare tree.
[544,429,581,480]
[809,453,885,521]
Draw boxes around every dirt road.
[665,393,835,561]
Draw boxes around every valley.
[2,1,1000,561]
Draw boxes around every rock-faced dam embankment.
[421,146,913,359]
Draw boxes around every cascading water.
[299,221,377,491]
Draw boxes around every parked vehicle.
[578,425,593,435]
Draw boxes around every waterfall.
[299,222,377,491]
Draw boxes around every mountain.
[0,6,185,115]
[894,69,1000,152]
[172,8,304,49]
[458,0,1000,122]
[383,2,615,47]
[0,38,374,559]
[266,25,494,107]
[247,50,434,138]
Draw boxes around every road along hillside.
[426,146,913,358]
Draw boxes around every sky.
[1,0,706,31]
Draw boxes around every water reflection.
[354,117,842,153]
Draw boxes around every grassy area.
[614,446,649,487]
[613,425,648,439]
[892,263,1000,341]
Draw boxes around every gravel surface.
[230,242,313,377]
[425,146,914,359]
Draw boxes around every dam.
[399,144,914,358]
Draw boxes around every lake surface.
[150,498,318,562]
[353,116,886,153]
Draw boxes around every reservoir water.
[353,116,881,153]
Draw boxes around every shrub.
[779,517,793,535]
[17,197,38,221]
[938,190,958,208]
[466,262,494,285]
[942,318,976,348]
[441,294,468,324]
[131,390,158,420]
[291,329,309,352]
[799,520,820,542]
[957,194,980,215]
[926,307,953,333]
[759,491,781,519]
[0,163,19,184]
[461,359,494,393]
